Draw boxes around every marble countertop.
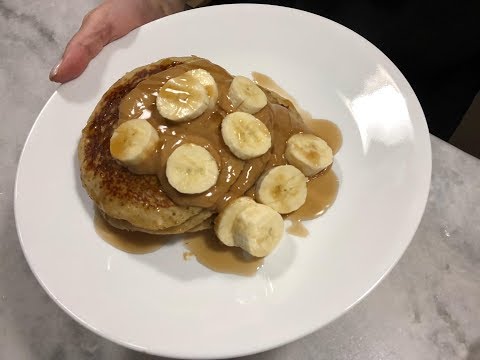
[1,1,479,359]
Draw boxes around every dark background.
[211,0,480,141]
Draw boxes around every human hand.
[50,0,185,83]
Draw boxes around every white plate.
[15,4,431,359]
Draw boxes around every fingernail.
[49,58,63,81]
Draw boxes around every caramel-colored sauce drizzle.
[94,213,169,254]
[252,72,341,237]
[184,230,263,276]
[94,69,342,275]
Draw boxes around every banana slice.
[256,165,307,214]
[156,73,209,122]
[214,197,256,246]
[228,76,267,114]
[186,69,218,109]
[285,133,333,176]
[110,119,160,169]
[166,143,219,194]
[221,112,271,160]
[232,203,284,257]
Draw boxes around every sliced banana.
[166,143,219,194]
[221,112,271,160]
[232,203,284,257]
[256,165,307,214]
[186,69,218,109]
[214,197,256,246]
[110,119,159,169]
[285,133,333,176]
[156,73,209,122]
[228,76,267,114]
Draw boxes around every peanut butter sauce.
[117,59,311,211]
[252,72,313,122]
[286,168,339,236]
[184,230,263,276]
[305,119,342,155]
[95,213,262,276]
[94,212,168,254]
[251,72,342,237]
[95,63,343,273]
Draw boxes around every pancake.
[98,208,213,234]
[79,56,305,234]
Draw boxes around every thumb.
[50,0,185,83]
[49,7,113,83]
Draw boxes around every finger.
[50,0,186,83]
[50,7,113,83]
